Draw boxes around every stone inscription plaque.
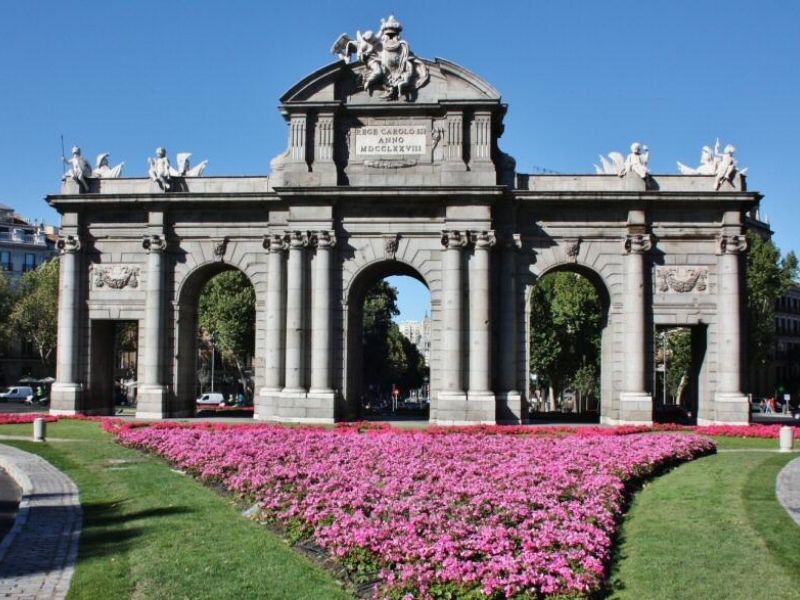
[354,126,427,156]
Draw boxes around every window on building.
[0,251,10,272]
[23,253,35,272]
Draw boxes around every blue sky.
[2,1,798,321]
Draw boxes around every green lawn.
[609,446,800,599]
[0,422,797,599]
[0,421,351,600]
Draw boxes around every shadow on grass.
[0,501,194,580]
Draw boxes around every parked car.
[0,386,35,402]
[196,392,225,408]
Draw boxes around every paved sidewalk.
[0,444,81,599]
[777,456,800,527]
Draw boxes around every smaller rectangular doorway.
[88,320,138,414]
[653,324,707,425]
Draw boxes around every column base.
[702,393,750,425]
[618,392,654,425]
[496,391,524,424]
[434,391,495,425]
[50,382,83,415]
[136,385,169,419]
[258,389,335,423]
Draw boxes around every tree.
[9,258,59,366]
[361,280,428,398]
[198,270,256,396]
[656,327,692,404]
[745,232,798,374]
[529,271,603,410]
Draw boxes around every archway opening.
[652,325,704,425]
[88,320,138,414]
[346,265,432,422]
[528,269,608,424]
[176,265,256,419]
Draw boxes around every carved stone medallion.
[655,266,709,294]
[93,265,140,289]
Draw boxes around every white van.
[0,386,35,402]
[196,392,225,407]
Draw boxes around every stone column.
[468,231,495,395]
[310,230,336,393]
[136,234,168,418]
[619,232,653,423]
[712,232,749,424]
[50,235,82,415]
[440,230,467,395]
[263,234,286,391]
[283,230,308,393]
[498,233,523,422]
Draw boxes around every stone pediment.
[281,58,502,106]
[271,58,511,188]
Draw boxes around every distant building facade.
[0,203,57,284]
[0,203,58,385]
[398,315,432,366]
[775,284,800,397]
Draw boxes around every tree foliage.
[529,271,603,407]
[9,258,59,365]
[198,270,256,392]
[362,280,428,396]
[656,327,692,403]
[745,231,798,369]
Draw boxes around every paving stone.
[0,445,81,599]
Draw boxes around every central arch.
[343,260,433,420]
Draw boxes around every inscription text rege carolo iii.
[355,126,427,155]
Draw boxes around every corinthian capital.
[717,233,748,255]
[441,229,468,249]
[311,230,337,249]
[624,233,653,254]
[56,235,81,254]
[142,234,166,253]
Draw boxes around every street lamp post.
[210,331,218,393]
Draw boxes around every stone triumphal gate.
[49,18,759,425]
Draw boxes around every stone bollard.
[779,426,794,453]
[33,417,46,442]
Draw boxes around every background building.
[0,202,58,385]
[398,315,431,367]
[775,284,800,400]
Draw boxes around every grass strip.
[0,421,351,600]
[609,449,800,599]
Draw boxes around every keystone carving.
[213,237,229,261]
[93,265,140,289]
[563,238,581,262]
[383,233,400,259]
[655,266,708,294]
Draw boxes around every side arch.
[523,252,618,422]
[172,255,263,417]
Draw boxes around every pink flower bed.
[0,413,58,425]
[115,424,713,598]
